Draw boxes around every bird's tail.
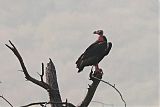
[77,67,84,73]
[78,69,81,73]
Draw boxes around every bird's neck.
[98,35,104,42]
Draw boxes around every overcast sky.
[0,0,159,107]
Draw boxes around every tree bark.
[46,59,62,107]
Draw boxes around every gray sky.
[0,0,159,107]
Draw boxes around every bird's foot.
[90,67,103,81]
[94,68,103,74]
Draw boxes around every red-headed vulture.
[76,30,112,73]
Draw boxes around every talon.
[94,68,103,75]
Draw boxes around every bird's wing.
[84,41,107,57]
[76,41,97,64]
[76,41,107,65]
[104,42,112,56]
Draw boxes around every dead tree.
[5,40,126,107]
[5,40,104,107]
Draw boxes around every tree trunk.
[79,70,103,107]
[46,59,62,107]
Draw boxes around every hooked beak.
[93,31,98,34]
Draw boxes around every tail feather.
[77,61,84,73]
[78,67,84,73]
[78,69,81,73]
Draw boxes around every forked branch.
[5,40,50,91]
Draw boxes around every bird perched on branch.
[76,30,112,73]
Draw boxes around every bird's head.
[93,30,107,42]
[93,30,103,36]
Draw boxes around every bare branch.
[38,63,45,82]
[42,63,44,79]
[91,75,126,107]
[0,95,14,107]
[5,40,50,90]
[5,40,29,78]
[21,101,75,107]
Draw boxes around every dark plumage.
[76,34,112,73]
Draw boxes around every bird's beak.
[93,31,97,34]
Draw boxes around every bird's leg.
[95,64,103,74]
[95,64,99,70]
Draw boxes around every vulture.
[76,30,112,73]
